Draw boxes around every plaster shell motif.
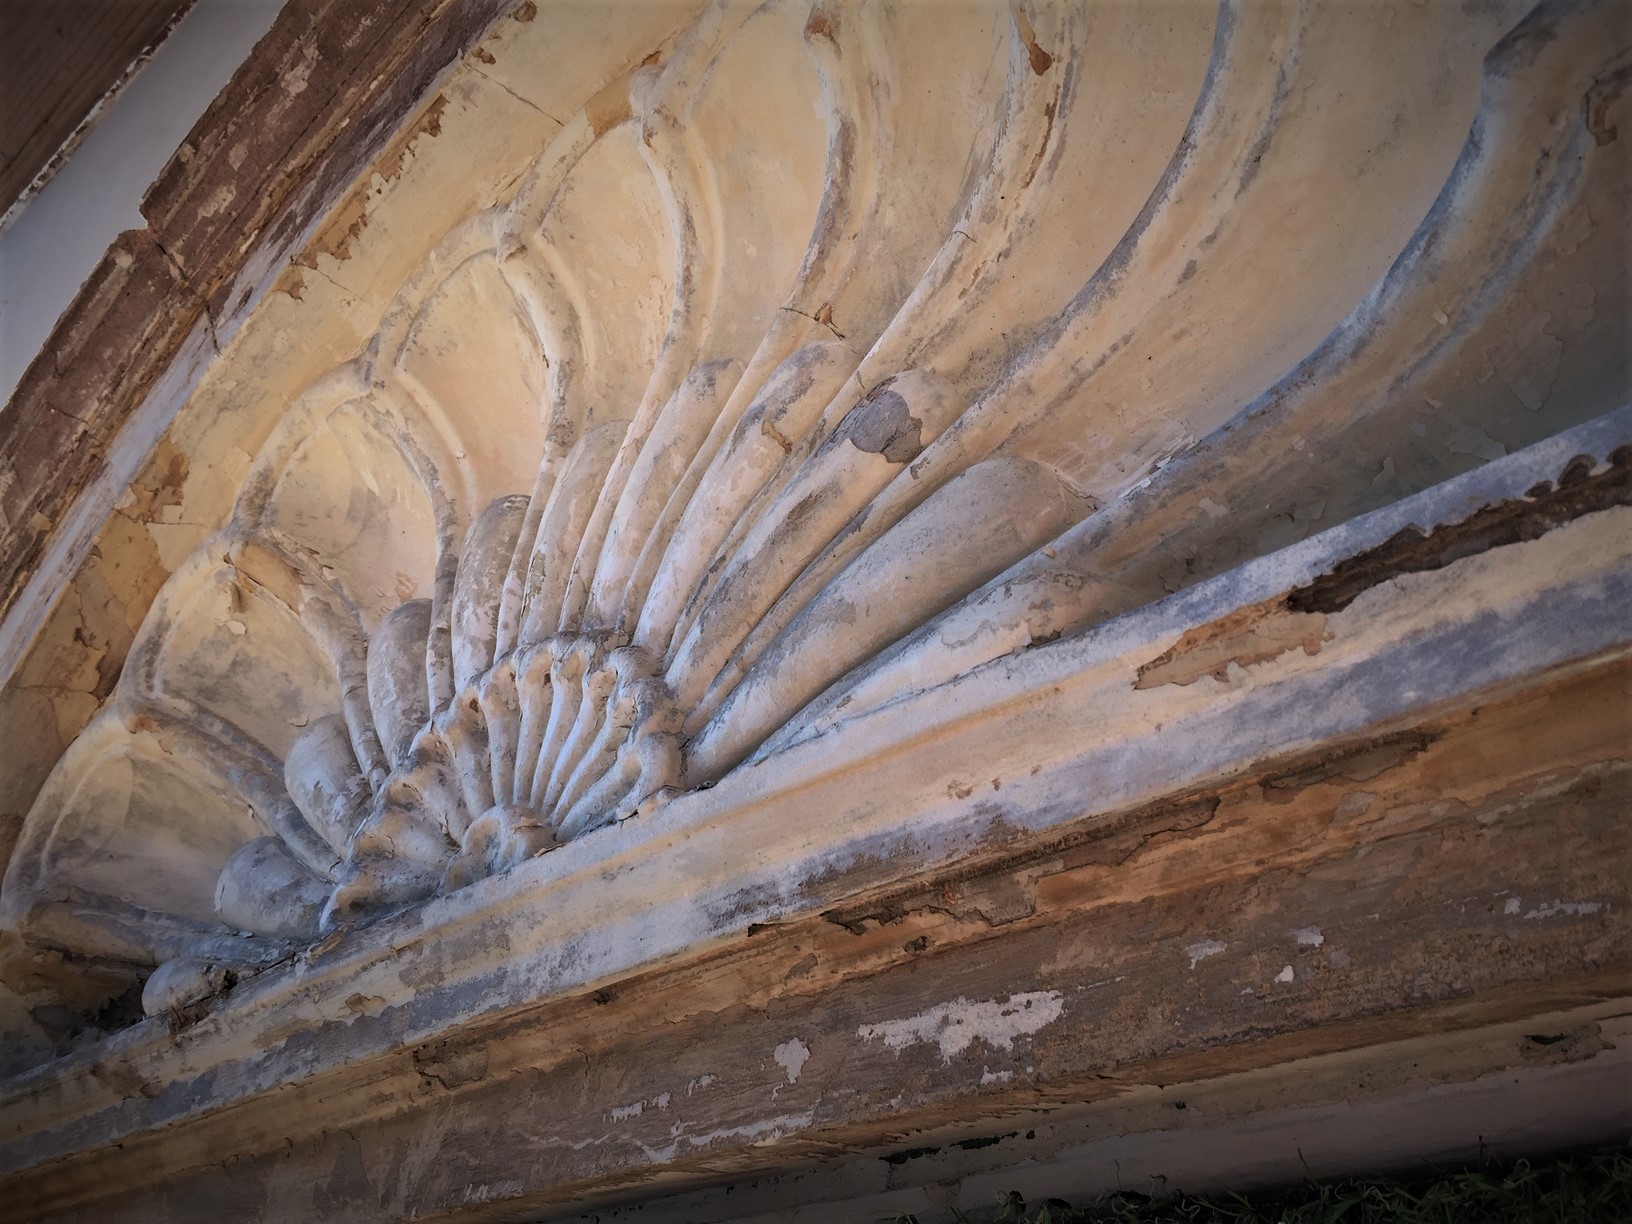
[3,0,1627,1018]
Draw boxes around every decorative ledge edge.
[1,405,1626,1174]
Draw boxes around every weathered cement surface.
[4,0,1629,1037]
[584,1006,1632,1223]
[1,412,1628,1219]
[0,0,697,1061]
[3,407,1627,1094]
[0,0,1627,1215]
[4,646,1626,1219]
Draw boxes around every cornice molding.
[0,1,1628,1211]
[1,413,1627,1217]
[4,0,1630,1020]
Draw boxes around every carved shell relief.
[2,0,1626,1020]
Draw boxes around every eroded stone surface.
[0,0,1627,1213]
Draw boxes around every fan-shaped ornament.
[2,0,1625,1028]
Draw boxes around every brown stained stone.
[9,657,1627,1222]
[0,0,516,658]
[142,0,513,321]
[1285,444,1632,615]
[1134,446,1632,692]
[0,230,187,591]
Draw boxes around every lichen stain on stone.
[1584,70,1625,146]
[342,992,388,1019]
[7,498,175,753]
[1021,97,1057,189]
[1134,599,1328,689]
[120,438,190,523]
[412,1040,489,1090]
[812,301,844,338]
[89,1056,158,1101]
[279,267,305,301]
[804,8,840,48]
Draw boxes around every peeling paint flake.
[1523,899,1604,920]
[1135,600,1327,689]
[613,1090,673,1122]
[857,991,1064,1061]
[773,1038,810,1084]
[638,1112,816,1164]
[1185,939,1226,968]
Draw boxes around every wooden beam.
[0,0,194,220]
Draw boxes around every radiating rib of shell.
[5,0,1625,1002]
[322,611,681,925]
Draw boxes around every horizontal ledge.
[2,405,1628,1178]
[7,651,1629,1216]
